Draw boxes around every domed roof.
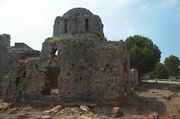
[63,8,93,18]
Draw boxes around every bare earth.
[0,81,180,119]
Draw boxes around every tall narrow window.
[64,19,67,33]
[85,18,89,32]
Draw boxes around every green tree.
[164,55,180,76]
[125,35,161,77]
[153,63,168,79]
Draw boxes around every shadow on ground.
[137,82,180,93]
[90,93,167,117]
[121,93,167,116]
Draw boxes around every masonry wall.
[1,49,41,101]
[53,15,104,39]
[0,34,41,100]
[8,37,130,102]
[0,34,10,96]
[130,68,139,89]
[0,34,10,47]
[54,38,130,101]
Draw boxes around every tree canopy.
[150,63,168,79]
[125,35,161,77]
[164,55,180,76]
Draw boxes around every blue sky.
[0,0,179,62]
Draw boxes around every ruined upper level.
[0,34,10,48]
[53,8,104,39]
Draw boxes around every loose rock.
[148,112,160,119]
[111,107,124,118]
[80,105,90,112]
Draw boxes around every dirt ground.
[0,81,180,119]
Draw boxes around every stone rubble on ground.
[148,112,160,119]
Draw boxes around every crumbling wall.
[22,57,51,97]
[15,43,33,50]
[16,35,130,102]
[0,34,10,47]
[130,69,139,89]
[1,48,40,101]
[47,37,130,101]
[0,34,10,97]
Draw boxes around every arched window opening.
[85,18,89,32]
[64,19,67,33]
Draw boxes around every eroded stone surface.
[50,38,130,101]
[130,68,139,89]
[111,107,124,118]
[53,8,104,40]
[0,34,40,100]
[0,34,10,96]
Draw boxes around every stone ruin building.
[0,34,40,100]
[0,8,132,103]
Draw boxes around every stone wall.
[1,48,40,101]
[55,38,130,101]
[0,34,10,47]
[0,34,10,96]
[0,34,40,99]
[24,36,130,102]
[130,69,139,89]
[15,43,33,50]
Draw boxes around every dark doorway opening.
[47,67,60,95]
